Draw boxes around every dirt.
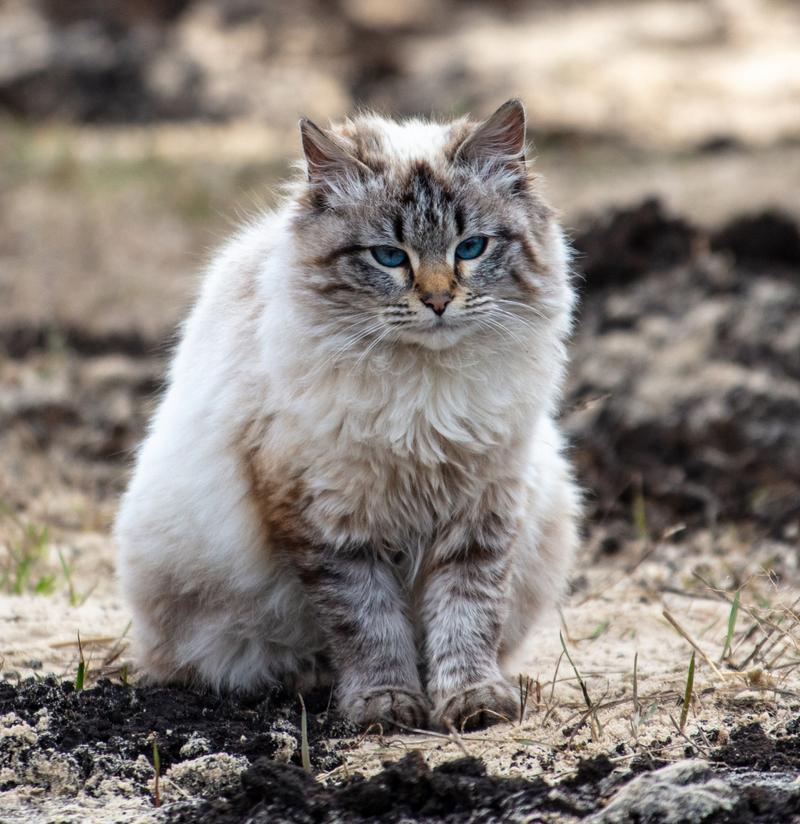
[567,201,800,537]
[712,722,800,773]
[0,677,353,771]
[2,676,800,822]
[3,0,800,154]
[1,196,799,821]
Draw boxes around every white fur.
[115,117,580,699]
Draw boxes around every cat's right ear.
[299,119,369,189]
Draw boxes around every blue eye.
[371,246,408,268]
[455,236,488,260]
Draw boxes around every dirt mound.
[712,723,800,773]
[171,754,563,824]
[711,210,800,268]
[3,676,800,823]
[0,676,353,773]
[572,198,699,289]
[566,201,800,536]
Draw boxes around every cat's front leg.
[422,529,519,731]
[294,542,428,730]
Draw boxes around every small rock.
[165,753,249,800]
[179,732,211,759]
[590,760,734,823]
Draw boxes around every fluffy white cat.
[115,99,580,731]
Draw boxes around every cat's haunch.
[115,100,580,732]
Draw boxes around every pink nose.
[422,292,452,316]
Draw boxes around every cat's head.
[291,100,572,352]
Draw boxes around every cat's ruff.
[115,100,580,731]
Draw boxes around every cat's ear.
[455,99,527,178]
[299,118,370,188]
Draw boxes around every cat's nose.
[421,292,452,316]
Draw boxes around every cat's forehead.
[334,115,468,173]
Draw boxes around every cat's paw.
[431,679,518,732]
[340,687,429,731]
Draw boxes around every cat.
[114,99,580,732]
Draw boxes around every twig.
[662,609,726,681]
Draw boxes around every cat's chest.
[293,356,523,461]
[275,362,528,542]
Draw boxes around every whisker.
[493,298,546,321]
[351,326,394,373]
[489,308,540,336]
[313,317,387,373]
[472,314,526,349]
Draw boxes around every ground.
[1,0,799,820]
[1,125,799,821]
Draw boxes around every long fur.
[115,100,580,730]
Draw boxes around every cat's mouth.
[391,314,477,349]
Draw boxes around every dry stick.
[722,589,741,660]
[766,641,795,671]
[297,694,312,773]
[542,651,565,726]
[662,609,726,681]
[730,620,763,661]
[668,711,710,756]
[740,609,800,671]
[559,631,601,740]
[443,721,472,757]
[50,636,119,648]
[658,586,723,603]
[553,688,679,730]
[518,674,532,724]
[754,621,800,668]
[388,720,554,750]
[389,721,470,757]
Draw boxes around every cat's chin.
[394,324,473,350]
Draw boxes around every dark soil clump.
[572,198,698,289]
[712,723,800,772]
[167,752,582,824]
[712,210,800,267]
[0,676,354,774]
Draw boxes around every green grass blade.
[722,589,741,659]
[75,632,86,690]
[679,651,695,732]
[298,694,312,773]
[75,660,85,691]
[152,740,161,807]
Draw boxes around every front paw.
[340,687,430,731]
[432,679,518,732]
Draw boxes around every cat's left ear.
[455,99,527,179]
[299,118,370,188]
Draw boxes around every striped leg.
[294,542,428,729]
[422,537,518,731]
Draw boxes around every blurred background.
[0,0,799,609]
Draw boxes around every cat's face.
[292,101,566,352]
